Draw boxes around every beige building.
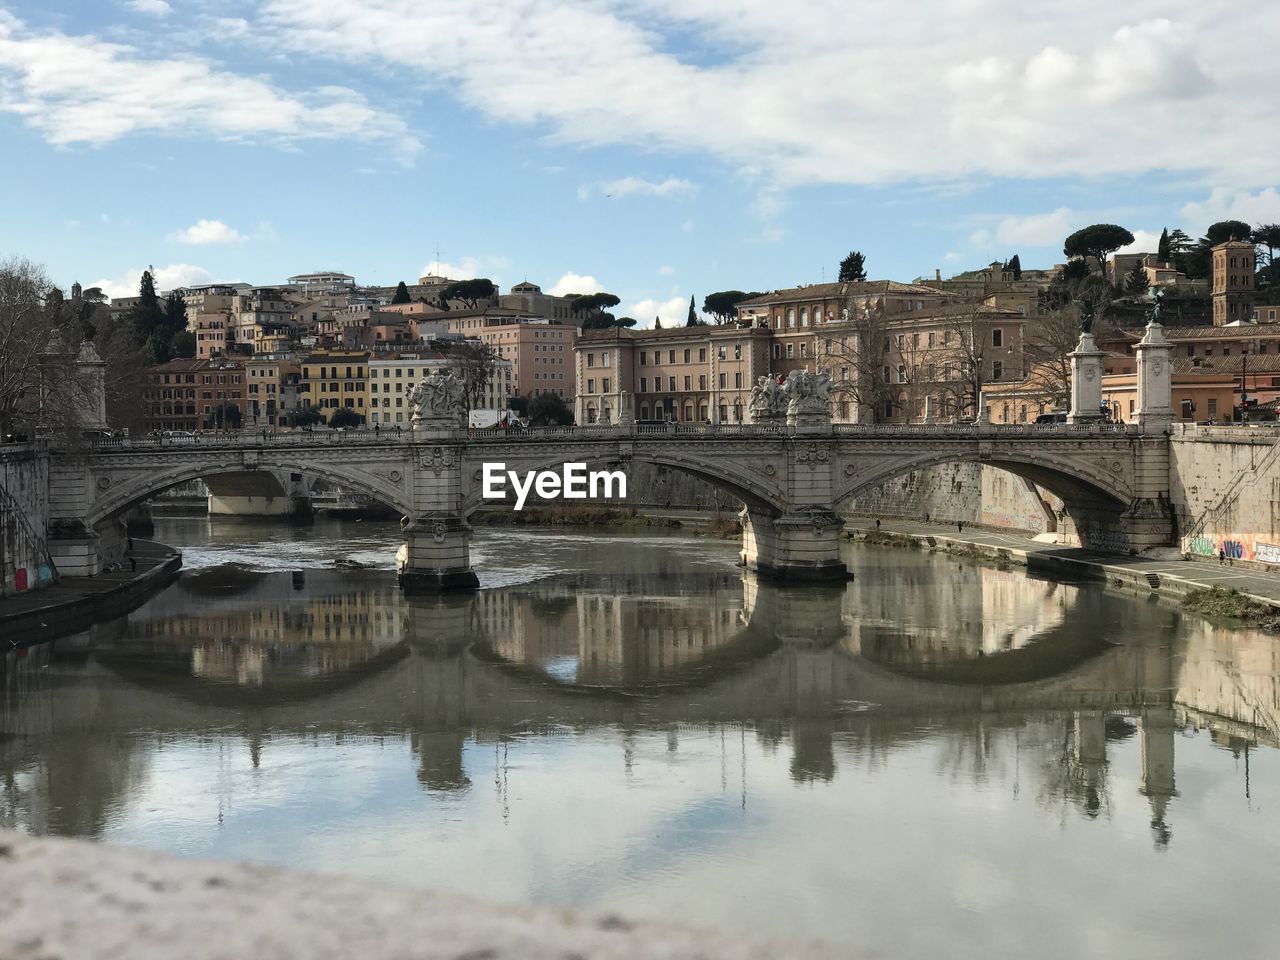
[364,353,513,426]
[300,351,369,419]
[574,282,1027,425]
[244,357,301,429]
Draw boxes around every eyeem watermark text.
[482,462,627,511]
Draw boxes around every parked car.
[1034,412,1069,424]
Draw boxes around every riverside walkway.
[847,517,1280,611]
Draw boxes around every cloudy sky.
[1,1,1278,326]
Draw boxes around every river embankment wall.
[0,442,55,597]
[1169,425,1280,565]
[844,462,1063,534]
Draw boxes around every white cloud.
[1114,229,1164,256]
[169,218,246,245]
[547,272,606,297]
[1181,188,1280,233]
[418,256,509,283]
[93,263,217,300]
[0,12,420,163]
[624,296,687,329]
[126,0,171,16]
[970,207,1079,250]
[601,176,695,199]
[658,265,674,276]
[257,1,1280,187]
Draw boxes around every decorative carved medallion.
[795,442,831,469]
[421,446,457,476]
[95,476,111,490]
[431,521,447,543]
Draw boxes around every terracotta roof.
[1174,354,1280,375]
[577,324,767,344]
[1164,323,1280,341]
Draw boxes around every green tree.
[653,315,662,329]
[1157,228,1171,263]
[526,391,573,426]
[440,278,496,309]
[290,407,324,427]
[686,294,702,327]
[391,280,411,304]
[1062,224,1135,280]
[702,290,763,324]
[207,401,242,430]
[328,407,364,428]
[838,250,867,282]
[1005,254,1022,280]
[127,269,170,363]
[569,291,624,329]
[1205,220,1253,246]
[1125,261,1150,295]
[171,330,196,358]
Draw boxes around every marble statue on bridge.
[782,370,832,426]
[408,369,467,428]
[748,376,786,422]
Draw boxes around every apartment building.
[142,358,247,432]
[575,325,772,424]
[244,357,301,429]
[439,311,576,400]
[364,353,513,426]
[299,351,369,417]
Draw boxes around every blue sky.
[1,0,1278,325]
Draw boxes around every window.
[800,308,808,325]
[668,350,676,364]
[699,348,706,362]
[587,378,596,393]
[1208,398,1218,417]
[602,351,610,367]
[668,376,676,391]
[683,375,691,390]
[787,344,795,359]
[734,344,741,360]
[698,375,707,390]
[640,352,647,366]
[602,378,611,393]
[683,349,691,363]
[787,308,794,325]
[640,377,648,393]
[587,354,595,367]
[992,328,1003,348]
[992,359,1004,379]
[897,365,906,383]
[800,343,808,358]
[734,372,742,388]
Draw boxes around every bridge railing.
[65,419,1143,452]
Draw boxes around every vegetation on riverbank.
[472,506,682,529]
[852,530,921,549]
[1182,586,1280,629]
[698,515,742,539]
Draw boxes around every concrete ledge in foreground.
[0,831,845,960]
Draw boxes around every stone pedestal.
[76,341,108,431]
[616,391,634,426]
[1134,319,1174,432]
[1067,332,1105,423]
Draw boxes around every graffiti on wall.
[1181,534,1280,564]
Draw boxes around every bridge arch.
[834,449,1132,514]
[88,457,412,528]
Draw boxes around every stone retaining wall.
[0,442,54,597]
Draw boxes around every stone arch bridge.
[47,419,1173,588]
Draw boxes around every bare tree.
[1021,306,1080,410]
[934,308,991,420]
[815,300,893,422]
[0,258,96,439]
[446,340,500,411]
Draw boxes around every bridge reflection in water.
[3,555,1275,855]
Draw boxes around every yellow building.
[300,351,369,420]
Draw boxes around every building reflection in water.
[0,550,1276,854]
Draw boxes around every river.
[3,517,1279,958]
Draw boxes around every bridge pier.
[739,508,849,582]
[397,516,479,592]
